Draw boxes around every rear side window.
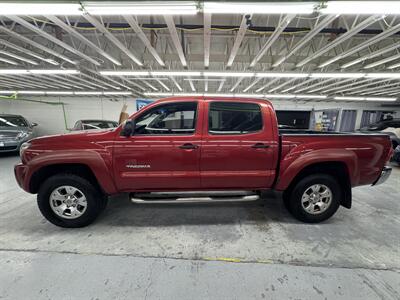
[209,102,262,134]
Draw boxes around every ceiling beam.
[164,15,187,67]
[243,77,263,92]
[250,14,295,67]
[8,15,101,66]
[226,15,248,68]
[364,53,400,69]
[296,15,382,68]
[0,38,58,65]
[124,15,164,67]
[0,25,75,65]
[341,41,400,69]
[268,78,298,93]
[84,14,143,66]
[45,15,122,66]
[319,21,400,68]
[0,50,37,65]
[255,78,281,92]
[203,13,212,68]
[307,78,358,93]
[0,56,18,65]
[272,14,339,68]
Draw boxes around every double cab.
[14,97,393,227]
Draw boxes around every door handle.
[179,143,199,150]
[251,143,270,149]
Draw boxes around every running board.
[130,191,260,204]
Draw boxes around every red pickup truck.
[14,97,393,228]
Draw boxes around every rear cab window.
[208,101,263,135]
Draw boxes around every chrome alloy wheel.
[301,184,332,215]
[49,186,87,219]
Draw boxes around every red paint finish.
[15,97,392,198]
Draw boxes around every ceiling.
[0,1,400,103]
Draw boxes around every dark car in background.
[0,114,37,153]
[72,119,118,131]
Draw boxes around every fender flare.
[26,150,117,194]
[275,148,358,191]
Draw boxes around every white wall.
[0,96,139,136]
[0,96,399,136]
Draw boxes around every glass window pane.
[135,102,197,135]
[209,102,262,134]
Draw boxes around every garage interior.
[0,1,400,299]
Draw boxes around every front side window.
[134,102,197,135]
[209,102,262,134]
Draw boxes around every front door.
[113,101,202,191]
[200,100,277,189]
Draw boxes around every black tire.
[37,173,104,228]
[286,174,341,223]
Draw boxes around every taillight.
[386,147,394,162]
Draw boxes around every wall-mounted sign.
[136,99,153,111]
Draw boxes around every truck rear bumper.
[372,166,392,186]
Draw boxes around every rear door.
[200,100,278,189]
[113,101,203,191]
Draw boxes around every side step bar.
[130,191,260,204]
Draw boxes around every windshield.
[0,115,28,127]
[82,121,118,130]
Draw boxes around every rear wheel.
[286,174,341,223]
[37,174,105,228]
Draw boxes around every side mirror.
[121,120,135,137]
[31,122,38,127]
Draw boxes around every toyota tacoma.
[14,97,393,227]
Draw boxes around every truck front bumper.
[372,166,392,186]
[14,163,30,192]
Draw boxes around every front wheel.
[286,174,341,223]
[37,174,105,228]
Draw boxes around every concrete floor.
[0,153,399,299]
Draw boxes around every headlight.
[19,142,31,156]
[16,131,30,140]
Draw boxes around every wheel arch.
[30,163,104,194]
[282,161,352,209]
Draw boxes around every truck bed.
[276,131,392,189]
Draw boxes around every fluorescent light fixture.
[83,1,197,15]
[0,91,16,94]
[0,90,132,96]
[264,94,295,99]
[100,71,150,76]
[295,95,327,99]
[99,70,400,79]
[204,72,255,78]
[203,2,315,14]
[320,1,400,15]
[17,91,45,95]
[366,73,400,78]
[334,96,397,102]
[0,3,83,15]
[103,91,132,95]
[0,69,79,75]
[46,91,74,95]
[256,73,308,78]
[310,73,365,78]
[152,71,201,77]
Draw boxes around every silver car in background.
[0,114,37,153]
